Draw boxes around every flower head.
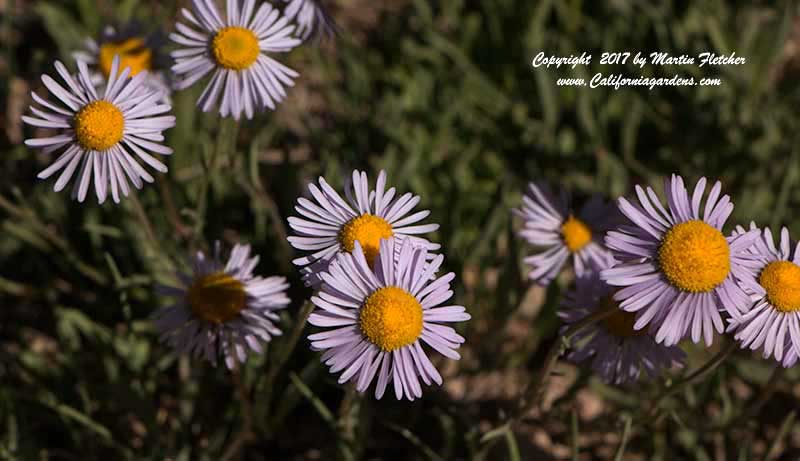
[73,23,173,101]
[726,224,800,366]
[514,182,618,285]
[602,175,758,346]
[154,242,290,369]
[282,0,337,41]
[308,238,469,400]
[22,57,175,203]
[288,169,440,287]
[559,268,686,385]
[170,0,302,120]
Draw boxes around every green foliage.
[2,0,800,459]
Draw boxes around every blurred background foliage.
[2,0,800,459]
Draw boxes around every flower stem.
[337,384,365,461]
[513,303,619,421]
[646,339,737,419]
[128,193,158,250]
[477,303,618,457]
[706,363,784,432]
[266,299,315,384]
[220,366,254,461]
[260,300,315,422]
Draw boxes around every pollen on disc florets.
[211,27,260,71]
[186,272,247,324]
[759,261,800,313]
[99,38,152,77]
[73,100,125,151]
[359,286,424,352]
[338,214,394,266]
[658,220,730,293]
[561,215,592,253]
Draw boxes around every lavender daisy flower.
[73,23,172,102]
[726,225,800,365]
[559,270,685,385]
[154,242,290,369]
[601,175,759,347]
[308,238,470,400]
[282,0,336,41]
[22,57,175,204]
[287,169,440,287]
[513,182,618,285]
[170,0,302,120]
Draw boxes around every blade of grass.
[765,410,796,461]
[571,408,580,461]
[382,421,445,461]
[288,372,335,428]
[613,415,632,461]
[504,426,521,461]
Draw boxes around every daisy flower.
[601,175,758,347]
[287,169,440,287]
[513,182,618,285]
[307,238,470,400]
[154,242,290,369]
[73,23,172,101]
[559,268,686,385]
[282,0,337,41]
[170,0,302,120]
[22,57,175,204]
[726,225,800,365]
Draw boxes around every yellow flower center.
[338,214,394,266]
[185,272,247,324]
[211,27,260,71]
[658,220,730,293]
[99,38,153,77]
[561,215,592,253]
[359,286,424,352]
[73,100,125,151]
[759,261,800,313]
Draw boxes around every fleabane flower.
[513,182,618,285]
[308,238,470,400]
[559,267,686,385]
[282,0,336,41]
[22,57,175,203]
[154,242,290,369]
[170,0,302,120]
[726,224,800,365]
[602,175,758,346]
[287,169,440,287]
[73,24,172,101]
